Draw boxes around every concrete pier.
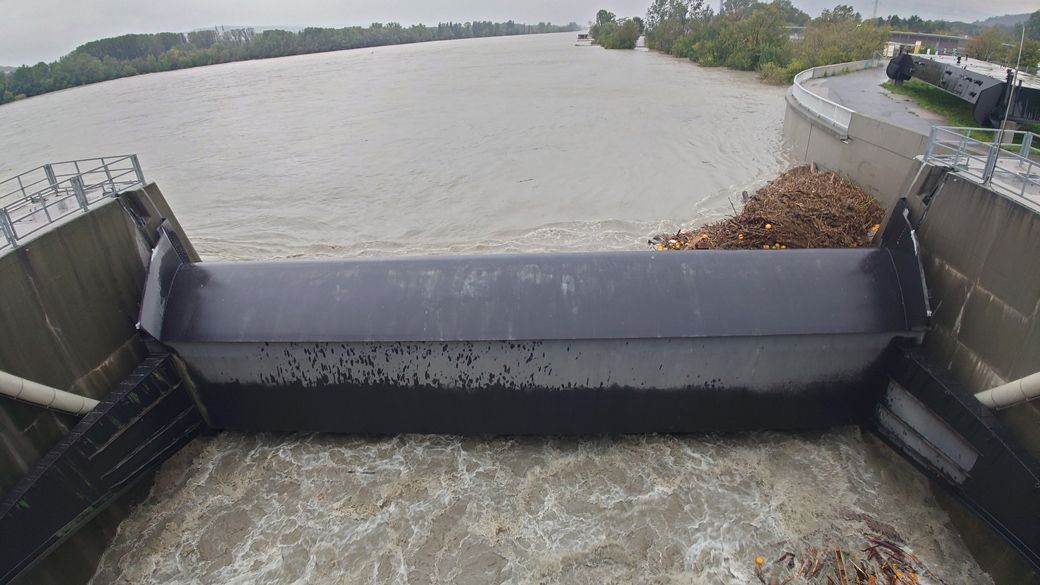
[0,183,196,585]
[785,67,1040,582]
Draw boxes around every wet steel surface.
[139,226,927,435]
[175,336,893,434]
[151,250,918,343]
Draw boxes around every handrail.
[789,56,885,136]
[924,126,1039,204]
[0,155,146,252]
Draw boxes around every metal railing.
[792,69,855,134]
[790,56,886,136]
[0,155,145,251]
[924,127,1040,203]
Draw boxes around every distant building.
[886,31,967,56]
[786,27,967,57]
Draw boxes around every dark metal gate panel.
[878,349,1040,574]
[0,355,203,585]
[146,248,925,344]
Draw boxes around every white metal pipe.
[0,370,98,415]
[975,371,1040,410]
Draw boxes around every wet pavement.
[803,67,946,136]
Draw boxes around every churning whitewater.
[91,431,989,584]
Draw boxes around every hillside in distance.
[972,13,1030,27]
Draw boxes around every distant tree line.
[874,15,976,36]
[869,10,1039,70]
[0,20,580,105]
[873,10,1040,39]
[964,17,1040,70]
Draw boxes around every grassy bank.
[881,80,973,126]
[883,79,1040,137]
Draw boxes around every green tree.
[615,19,642,48]
[818,4,860,23]
[645,0,709,53]
[596,10,617,25]
[187,30,218,49]
[967,27,1006,62]
[643,0,889,82]
[1026,10,1040,41]
[1006,38,1040,69]
[0,73,11,103]
[799,18,886,66]
[723,0,756,17]
[772,0,810,25]
[591,14,641,49]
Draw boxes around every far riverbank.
[0,21,579,105]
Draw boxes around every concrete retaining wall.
[783,94,928,209]
[809,59,882,78]
[0,183,194,585]
[784,83,1040,583]
[905,169,1040,585]
[906,172,1040,451]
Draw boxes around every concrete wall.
[0,200,147,491]
[783,94,928,209]
[785,84,1040,583]
[808,59,881,78]
[906,172,1040,452]
[904,169,1040,585]
[0,183,195,585]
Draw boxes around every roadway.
[802,64,1039,206]
[802,66,946,136]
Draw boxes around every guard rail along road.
[0,155,146,251]
[790,56,884,137]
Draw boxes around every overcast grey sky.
[1,0,1036,65]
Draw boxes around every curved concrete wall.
[783,93,928,209]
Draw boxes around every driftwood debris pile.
[754,534,949,585]
[651,166,884,251]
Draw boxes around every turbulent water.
[0,32,989,584]
[87,431,989,585]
